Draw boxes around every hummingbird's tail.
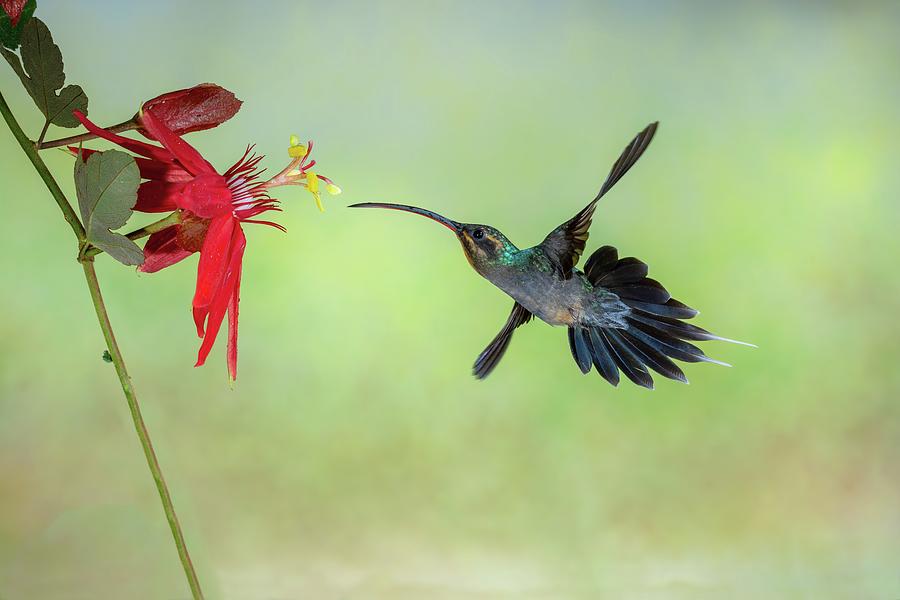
[566,245,752,389]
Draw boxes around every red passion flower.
[72,108,339,381]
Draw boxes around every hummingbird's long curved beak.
[349,202,462,233]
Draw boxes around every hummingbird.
[350,122,750,387]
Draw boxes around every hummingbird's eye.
[473,228,485,240]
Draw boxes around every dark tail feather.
[568,321,695,388]
[566,244,751,387]
[567,327,594,374]
[628,312,753,347]
[627,322,730,366]
[615,330,688,383]
[624,298,698,320]
[602,329,655,389]
[587,327,620,386]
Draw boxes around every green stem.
[39,117,137,149]
[1,89,205,599]
[85,210,182,259]
[0,90,85,240]
[81,259,205,600]
[36,118,50,146]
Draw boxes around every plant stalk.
[0,90,85,240]
[38,117,137,149]
[80,259,205,599]
[36,118,50,145]
[1,89,204,599]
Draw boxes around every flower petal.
[192,215,235,337]
[135,181,182,213]
[195,225,246,370]
[226,262,242,381]
[177,173,233,218]
[68,147,192,182]
[72,110,175,164]
[138,227,195,273]
[133,157,192,182]
[139,108,217,176]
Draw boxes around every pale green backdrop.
[1,1,898,598]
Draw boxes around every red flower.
[0,0,26,26]
[72,108,338,381]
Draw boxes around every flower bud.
[0,0,28,27]
[137,83,242,140]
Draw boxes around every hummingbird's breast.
[516,275,590,326]
[483,248,631,328]
[486,251,595,326]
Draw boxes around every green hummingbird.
[350,122,750,387]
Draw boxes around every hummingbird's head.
[348,202,517,276]
[456,223,517,274]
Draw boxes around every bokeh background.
[2,1,899,598]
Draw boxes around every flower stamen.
[257,135,340,211]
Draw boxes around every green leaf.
[74,150,144,266]
[0,17,87,127]
[0,0,35,50]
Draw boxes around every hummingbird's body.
[351,122,750,387]
[471,244,630,329]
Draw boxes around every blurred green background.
[2,1,899,598]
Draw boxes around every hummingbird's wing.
[540,122,658,278]
[473,302,533,379]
